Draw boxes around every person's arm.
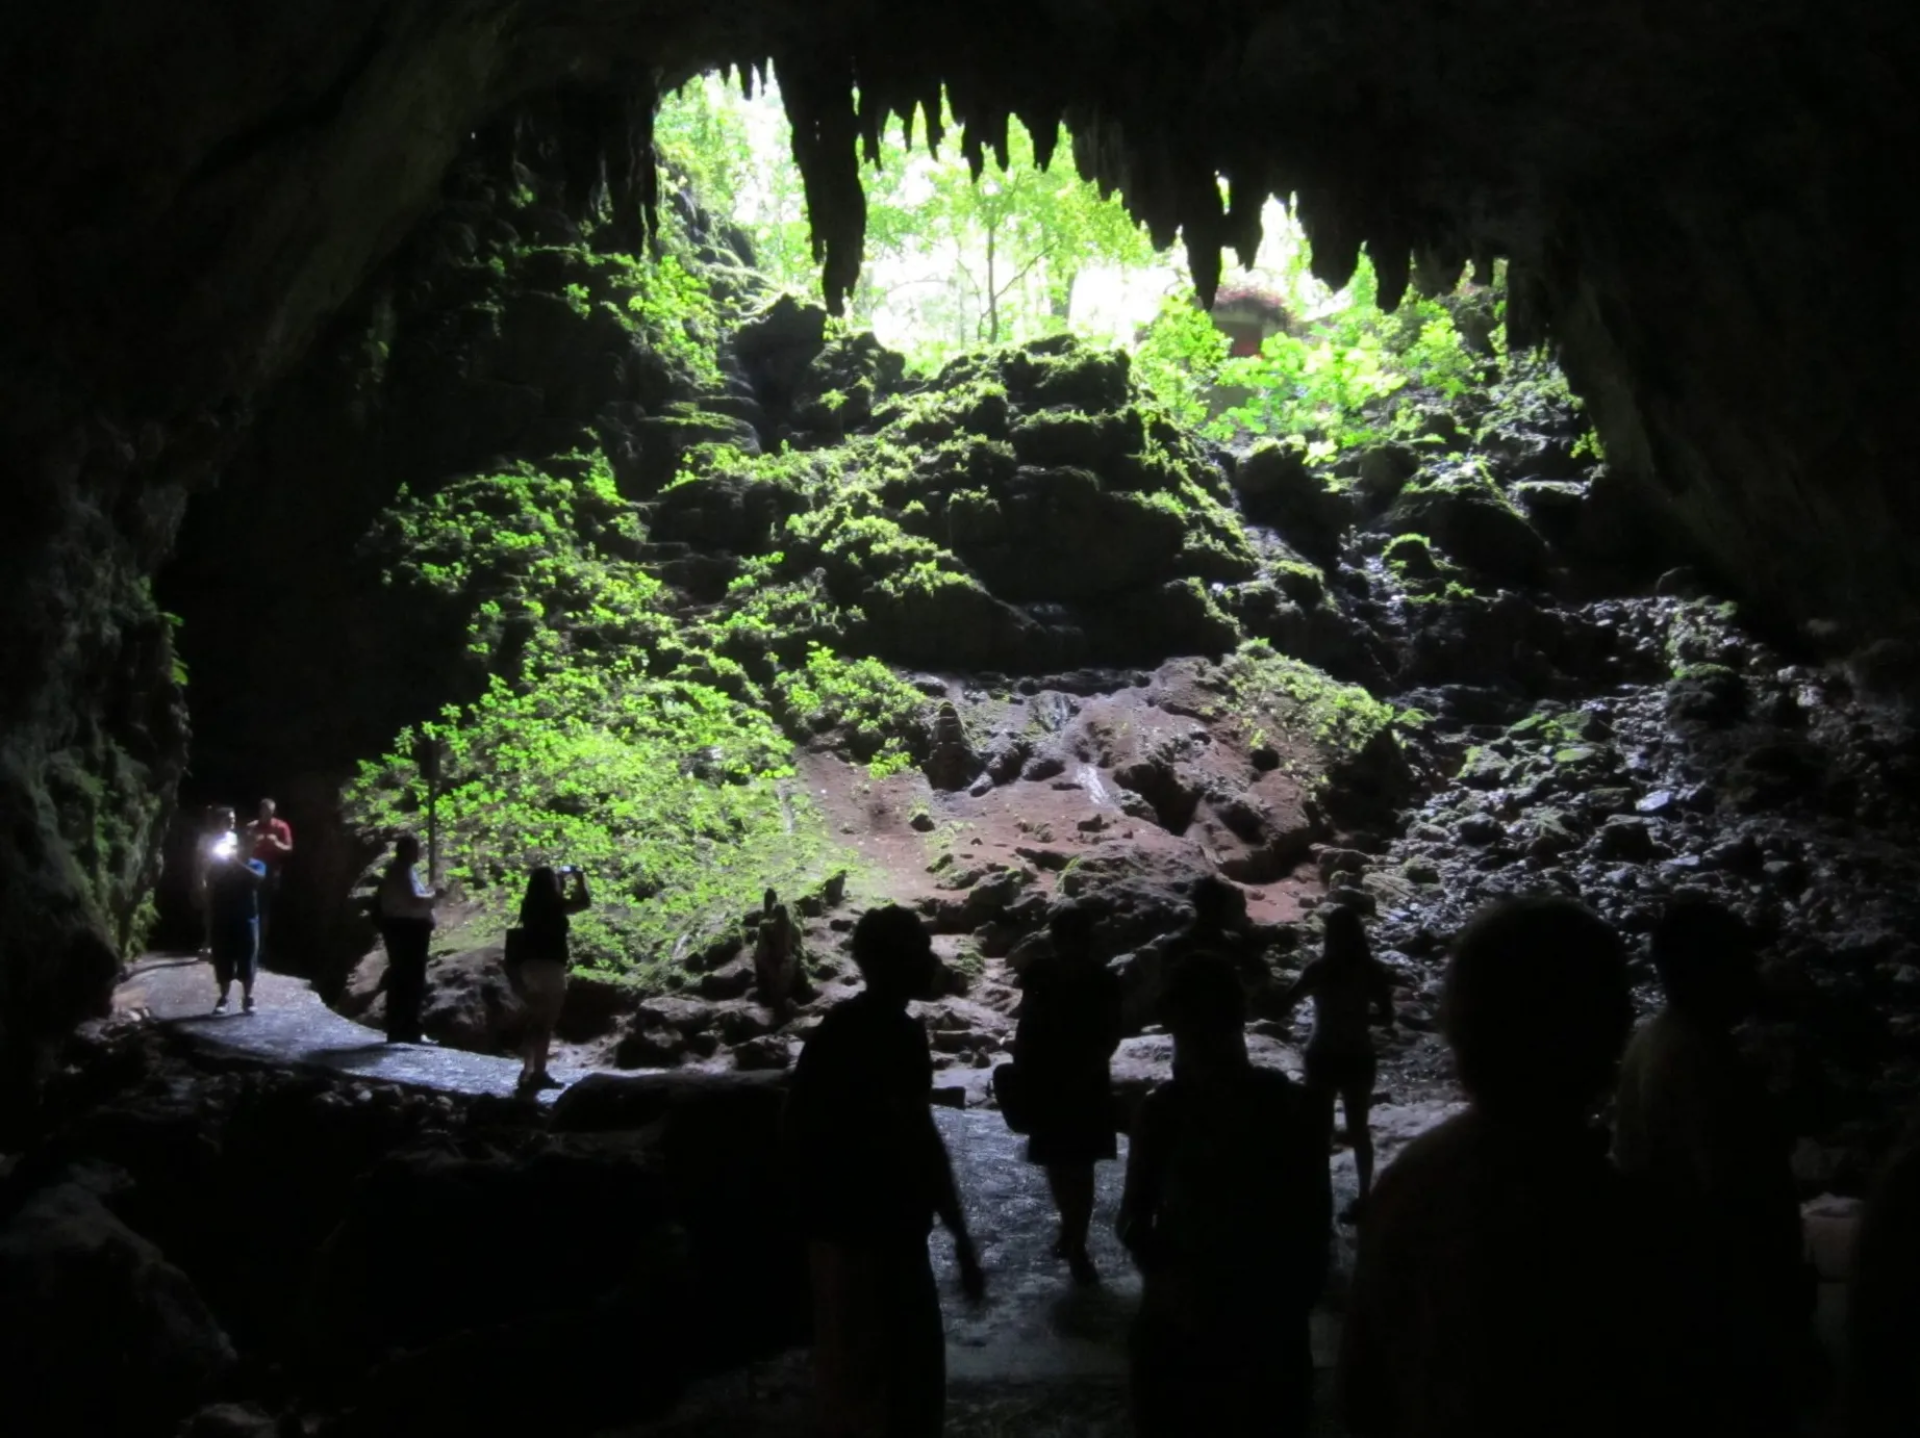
[910,1026,983,1297]
[564,871,592,913]
[925,1110,984,1296]
[270,823,293,855]
[1098,972,1124,1058]
[1278,961,1320,1019]
[1372,961,1396,1028]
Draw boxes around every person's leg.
[400,924,429,1041]
[211,940,234,1011]
[537,970,567,1080]
[1046,1162,1097,1274]
[239,918,259,1011]
[886,1240,945,1438]
[383,923,424,1042]
[811,1242,886,1437]
[1346,1081,1376,1200]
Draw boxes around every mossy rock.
[1232,442,1353,563]
[652,473,799,553]
[1088,578,1243,662]
[862,569,1048,670]
[1000,340,1131,412]
[1009,408,1138,468]
[962,467,1188,602]
[615,412,761,498]
[1232,437,1310,497]
[882,382,1012,445]
[731,294,829,402]
[1387,462,1551,587]
[1355,444,1420,510]
[1383,533,1442,580]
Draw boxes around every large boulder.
[0,1177,235,1438]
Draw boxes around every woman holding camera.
[515,865,591,1092]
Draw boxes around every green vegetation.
[1216,639,1399,762]
[347,451,858,984]
[1136,254,1486,460]
[330,75,1606,995]
[655,78,1159,363]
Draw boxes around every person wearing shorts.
[1281,904,1396,1220]
[513,865,590,1092]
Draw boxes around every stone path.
[121,953,1449,1434]
[117,953,580,1099]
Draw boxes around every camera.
[558,865,577,876]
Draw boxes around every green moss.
[1216,640,1398,762]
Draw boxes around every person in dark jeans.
[783,905,985,1437]
[1013,903,1123,1282]
[377,834,440,1044]
[1119,952,1330,1437]
[205,806,267,1014]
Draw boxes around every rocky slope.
[158,129,1920,1195]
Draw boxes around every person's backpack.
[991,1060,1035,1134]
[502,926,529,997]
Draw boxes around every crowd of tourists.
[195,814,1892,1436]
[783,890,1851,1438]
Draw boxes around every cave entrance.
[149,64,1558,1072]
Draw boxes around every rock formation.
[3,0,1918,1112]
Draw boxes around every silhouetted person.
[204,806,267,1014]
[1129,874,1262,1025]
[1013,903,1123,1282]
[244,796,293,960]
[1614,896,1810,1434]
[783,905,985,1437]
[1119,952,1330,1438]
[376,835,440,1045]
[514,865,590,1093]
[1281,904,1396,1219]
[1338,897,1649,1438]
[753,887,801,1013]
[1842,1106,1920,1438]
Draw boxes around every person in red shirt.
[245,797,293,960]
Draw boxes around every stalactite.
[604,71,661,257]
[1373,234,1412,312]
[774,47,867,316]
[1413,243,1469,299]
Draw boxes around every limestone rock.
[0,1179,235,1438]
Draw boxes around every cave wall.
[2,0,1916,1092]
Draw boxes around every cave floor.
[118,952,1367,1432]
[117,954,1852,1435]
[115,952,585,1099]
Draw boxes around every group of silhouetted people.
[781,879,1882,1438]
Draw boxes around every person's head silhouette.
[1188,876,1238,932]
[1323,904,1370,966]
[1442,897,1629,1123]
[1159,951,1247,1080]
[1049,903,1097,963]
[851,904,935,1006]
[1650,894,1758,1029]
